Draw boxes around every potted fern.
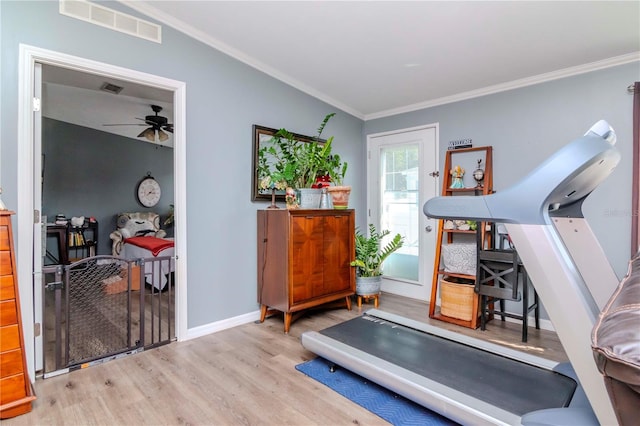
[350,224,405,295]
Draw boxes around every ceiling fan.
[103,104,174,142]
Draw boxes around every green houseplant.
[350,224,405,295]
[311,113,350,209]
[257,113,348,209]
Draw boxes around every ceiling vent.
[59,0,161,44]
[100,82,124,95]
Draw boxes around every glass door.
[367,125,438,300]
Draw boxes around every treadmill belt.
[319,315,577,416]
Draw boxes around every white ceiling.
[125,0,640,119]
[42,65,174,146]
[45,1,639,140]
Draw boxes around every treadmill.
[301,120,620,425]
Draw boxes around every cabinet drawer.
[0,276,14,301]
[0,251,12,276]
[0,300,18,326]
[0,225,9,251]
[0,348,23,378]
[0,373,27,405]
[0,325,20,352]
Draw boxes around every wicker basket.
[440,277,475,321]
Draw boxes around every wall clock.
[137,174,161,208]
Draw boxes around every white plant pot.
[356,276,382,296]
[298,188,322,209]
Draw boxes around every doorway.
[17,44,187,380]
[366,125,439,301]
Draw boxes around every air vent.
[100,82,124,95]
[59,0,161,44]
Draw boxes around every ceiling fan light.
[158,129,169,142]
[138,127,156,142]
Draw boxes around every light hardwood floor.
[5,293,567,426]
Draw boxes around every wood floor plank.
[4,293,567,425]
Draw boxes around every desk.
[46,224,68,265]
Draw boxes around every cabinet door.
[322,214,352,294]
[290,215,324,303]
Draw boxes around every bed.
[110,212,175,290]
[121,236,174,290]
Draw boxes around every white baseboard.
[183,309,261,341]
[182,307,554,342]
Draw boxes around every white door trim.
[17,44,188,380]
[366,123,440,300]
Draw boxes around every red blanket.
[125,236,174,257]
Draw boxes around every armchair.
[110,212,166,256]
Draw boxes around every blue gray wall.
[0,1,365,328]
[42,118,175,255]
[365,63,639,279]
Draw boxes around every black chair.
[475,223,540,342]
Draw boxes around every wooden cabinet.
[429,147,493,329]
[0,211,36,419]
[257,209,355,333]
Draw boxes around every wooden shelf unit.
[429,146,493,329]
[0,211,36,419]
[68,220,98,262]
[257,209,355,333]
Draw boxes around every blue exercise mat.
[295,357,458,426]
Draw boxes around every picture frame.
[251,124,323,202]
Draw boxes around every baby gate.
[42,255,175,377]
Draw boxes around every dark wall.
[42,118,174,255]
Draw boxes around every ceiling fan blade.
[163,124,174,133]
[103,123,147,126]
[135,117,158,126]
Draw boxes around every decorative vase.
[319,188,332,209]
[298,188,322,209]
[356,276,382,296]
[326,186,351,209]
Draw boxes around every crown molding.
[365,52,640,121]
[120,1,364,120]
[119,2,638,123]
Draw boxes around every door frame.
[366,123,440,300]
[17,44,188,380]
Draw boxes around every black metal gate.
[42,255,175,377]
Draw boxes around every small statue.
[285,187,299,210]
[450,165,465,189]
